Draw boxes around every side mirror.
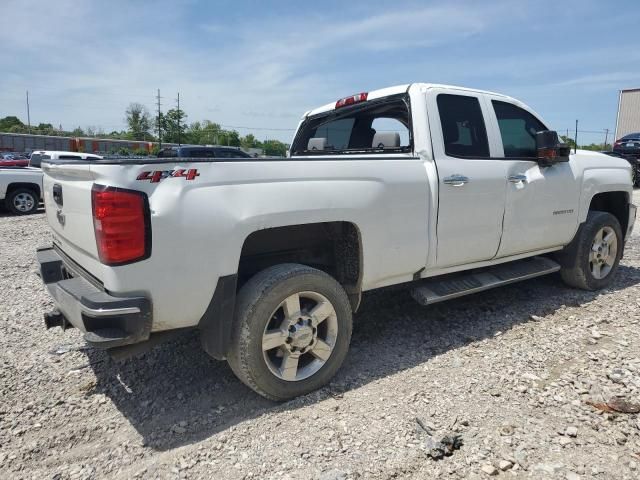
[536,130,570,166]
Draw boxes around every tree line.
[0,103,289,157]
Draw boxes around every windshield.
[291,94,412,155]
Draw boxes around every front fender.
[578,166,632,223]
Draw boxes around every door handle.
[443,174,469,187]
[508,174,527,184]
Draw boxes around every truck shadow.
[86,263,640,451]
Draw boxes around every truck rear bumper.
[37,246,152,348]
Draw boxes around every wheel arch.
[585,190,630,236]
[237,221,363,311]
[199,221,363,361]
[6,182,42,198]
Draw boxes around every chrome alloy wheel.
[262,291,338,381]
[589,226,617,279]
[13,192,35,212]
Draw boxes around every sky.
[1,0,639,144]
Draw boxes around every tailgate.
[42,162,103,275]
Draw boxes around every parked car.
[613,132,640,157]
[36,83,636,400]
[156,145,252,158]
[29,150,102,168]
[0,167,43,214]
[0,152,30,167]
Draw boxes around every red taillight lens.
[91,185,150,265]
[335,92,368,108]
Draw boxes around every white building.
[615,88,640,139]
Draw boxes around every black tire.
[558,211,623,290]
[5,188,39,215]
[227,263,353,401]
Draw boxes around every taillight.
[335,92,368,108]
[91,185,151,265]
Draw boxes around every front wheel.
[559,211,623,290]
[227,264,353,401]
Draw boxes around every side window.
[58,155,82,160]
[437,94,490,157]
[492,100,547,158]
[216,149,244,158]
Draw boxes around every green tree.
[125,103,152,141]
[262,139,288,157]
[241,133,260,149]
[560,135,577,150]
[0,116,24,132]
[161,108,188,143]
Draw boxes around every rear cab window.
[291,94,413,155]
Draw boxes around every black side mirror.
[536,130,570,166]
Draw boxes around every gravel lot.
[2,193,640,479]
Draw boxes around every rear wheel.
[559,211,623,290]
[6,188,38,215]
[227,263,352,401]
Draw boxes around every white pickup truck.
[37,84,636,400]
[0,167,43,215]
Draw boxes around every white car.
[0,151,102,215]
[36,84,636,400]
[0,167,43,215]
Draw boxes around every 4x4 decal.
[136,169,200,183]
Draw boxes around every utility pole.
[574,119,578,153]
[26,91,31,134]
[176,92,181,146]
[603,128,609,150]
[156,89,162,149]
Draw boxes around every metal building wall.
[616,89,640,139]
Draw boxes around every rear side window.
[437,94,489,158]
[492,100,547,158]
[185,149,216,158]
[157,149,177,158]
[58,155,82,160]
[29,153,42,167]
[216,149,249,158]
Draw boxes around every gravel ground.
[2,194,640,480]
